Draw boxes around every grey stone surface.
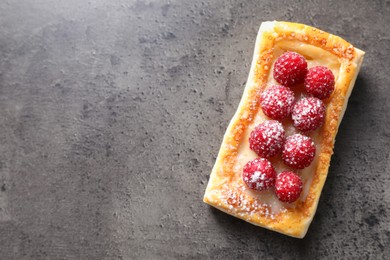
[0,0,389,259]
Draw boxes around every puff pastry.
[203,21,364,238]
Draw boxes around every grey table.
[0,0,389,259]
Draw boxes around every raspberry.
[249,120,285,158]
[275,171,303,203]
[242,158,276,191]
[282,134,316,169]
[292,97,325,132]
[273,52,308,86]
[304,66,335,99]
[260,85,295,120]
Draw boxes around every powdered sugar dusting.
[221,186,287,219]
[273,51,308,86]
[282,134,316,169]
[242,158,276,191]
[260,85,295,120]
[275,171,303,203]
[304,66,335,99]
[249,120,285,158]
[292,97,325,132]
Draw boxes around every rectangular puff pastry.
[203,21,364,238]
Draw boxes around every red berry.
[243,158,276,191]
[275,171,303,203]
[292,97,325,132]
[273,52,308,86]
[260,85,295,120]
[304,66,335,99]
[282,134,316,169]
[249,120,285,158]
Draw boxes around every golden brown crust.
[203,21,364,238]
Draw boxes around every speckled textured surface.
[0,0,389,259]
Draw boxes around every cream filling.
[236,40,342,214]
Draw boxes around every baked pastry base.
[203,21,364,238]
